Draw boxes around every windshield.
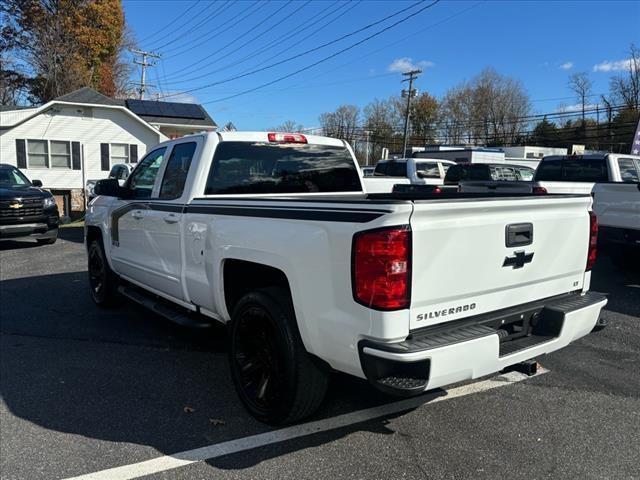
[0,167,31,188]
[534,157,609,182]
[205,142,362,194]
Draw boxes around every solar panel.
[126,99,206,120]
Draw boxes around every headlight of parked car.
[43,196,56,208]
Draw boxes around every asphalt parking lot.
[1,227,639,480]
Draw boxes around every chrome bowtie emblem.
[9,201,22,209]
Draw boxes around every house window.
[50,141,71,168]
[27,140,48,168]
[110,143,129,164]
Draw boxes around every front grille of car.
[0,198,45,218]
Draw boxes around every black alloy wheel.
[229,288,329,425]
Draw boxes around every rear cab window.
[205,142,362,195]
[617,158,640,182]
[444,164,490,183]
[374,161,407,177]
[534,156,609,182]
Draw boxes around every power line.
[162,0,309,84]
[231,0,362,77]
[160,0,438,99]
[162,0,348,85]
[144,1,217,50]
[136,0,202,44]
[151,1,222,51]
[158,0,238,56]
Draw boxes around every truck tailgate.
[409,195,592,330]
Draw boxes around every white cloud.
[557,103,600,113]
[387,57,435,73]
[559,61,573,70]
[163,92,200,104]
[593,58,635,72]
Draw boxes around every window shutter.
[100,143,110,171]
[71,142,81,170]
[130,144,138,163]
[16,139,27,168]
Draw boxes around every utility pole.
[365,130,371,165]
[401,70,421,158]
[132,49,161,100]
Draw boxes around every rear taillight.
[586,211,598,271]
[352,226,411,310]
[267,132,307,144]
[532,186,548,195]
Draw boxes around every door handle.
[132,210,144,220]
[163,213,180,224]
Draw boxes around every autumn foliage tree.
[1,0,130,104]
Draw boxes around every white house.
[0,88,216,217]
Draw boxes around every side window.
[500,168,517,181]
[517,168,534,181]
[416,162,440,178]
[490,166,501,180]
[618,158,639,182]
[159,142,196,199]
[373,162,388,176]
[127,147,166,199]
[386,162,407,177]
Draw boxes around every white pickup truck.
[85,131,607,424]
[361,158,455,193]
[593,181,640,266]
[532,153,639,194]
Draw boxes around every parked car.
[86,131,606,424]
[0,163,59,244]
[446,163,535,186]
[362,158,455,193]
[86,163,137,202]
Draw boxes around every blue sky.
[123,0,640,130]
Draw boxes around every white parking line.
[63,369,547,480]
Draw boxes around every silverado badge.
[503,251,534,269]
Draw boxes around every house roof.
[125,99,217,129]
[1,87,215,133]
[55,87,123,106]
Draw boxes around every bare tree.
[362,98,398,160]
[319,105,360,144]
[608,43,640,110]
[568,72,593,123]
[269,120,304,132]
[439,84,473,144]
[439,69,530,146]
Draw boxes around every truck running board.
[118,285,212,329]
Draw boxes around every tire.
[87,238,119,307]
[228,287,329,425]
[36,236,57,245]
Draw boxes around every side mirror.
[32,179,43,187]
[94,178,125,198]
